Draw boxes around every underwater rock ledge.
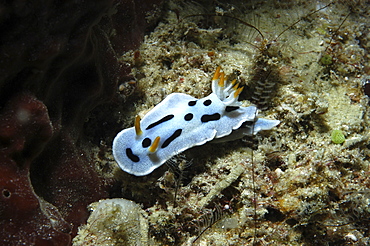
[0,0,163,244]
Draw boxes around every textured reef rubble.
[75,0,369,245]
[73,198,149,245]
[1,0,369,245]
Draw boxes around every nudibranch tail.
[135,115,142,135]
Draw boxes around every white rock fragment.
[73,198,148,246]
[345,233,358,242]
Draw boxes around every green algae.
[320,54,333,66]
[331,129,345,144]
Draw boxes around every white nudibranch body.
[113,67,280,176]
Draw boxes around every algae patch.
[331,129,345,144]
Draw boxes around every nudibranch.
[113,67,280,176]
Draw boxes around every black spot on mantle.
[201,113,221,123]
[146,114,174,130]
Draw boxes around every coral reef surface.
[80,0,369,245]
